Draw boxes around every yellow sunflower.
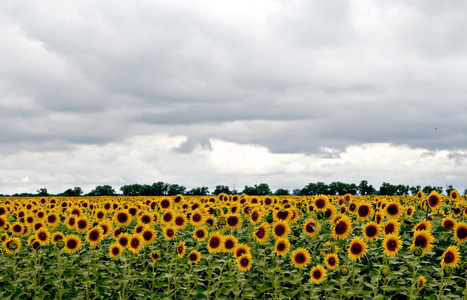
[237,253,253,272]
[454,222,467,244]
[347,236,368,261]
[410,230,435,256]
[188,249,202,264]
[362,221,382,242]
[274,238,291,257]
[440,245,461,268]
[310,264,326,284]
[253,222,270,244]
[290,248,311,269]
[323,253,339,270]
[332,215,353,240]
[272,220,291,240]
[303,219,321,238]
[382,234,403,257]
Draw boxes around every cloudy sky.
[1,0,467,195]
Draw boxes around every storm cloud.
[1,0,466,194]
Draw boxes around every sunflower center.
[457,227,467,239]
[445,251,455,263]
[39,232,47,240]
[167,230,174,237]
[176,217,184,225]
[143,232,153,240]
[196,230,205,238]
[295,253,305,263]
[118,214,128,223]
[241,258,249,266]
[351,243,362,255]
[252,213,258,221]
[78,221,87,229]
[385,224,395,234]
[193,214,201,222]
[444,221,454,229]
[306,224,315,233]
[112,247,120,255]
[358,206,369,217]
[67,240,77,249]
[256,227,266,238]
[90,231,99,241]
[414,236,427,248]
[316,200,325,209]
[210,237,220,248]
[313,270,322,279]
[428,196,438,207]
[366,226,377,237]
[227,216,238,226]
[387,240,397,251]
[275,225,285,236]
[387,204,398,215]
[120,238,128,246]
[328,257,336,265]
[189,254,197,261]
[277,243,285,251]
[335,222,347,234]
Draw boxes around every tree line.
[1,181,462,197]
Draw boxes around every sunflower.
[310,264,326,284]
[237,253,253,272]
[176,241,186,258]
[115,210,132,227]
[440,245,461,268]
[150,250,161,262]
[383,220,400,236]
[94,209,106,221]
[188,249,202,264]
[249,208,262,225]
[384,202,403,220]
[65,215,77,230]
[193,226,208,242]
[207,232,224,253]
[99,220,113,238]
[35,227,51,245]
[225,213,242,230]
[127,234,143,255]
[405,206,415,218]
[347,236,369,261]
[450,190,460,201]
[427,191,443,211]
[410,230,435,256]
[138,212,153,225]
[356,202,374,222]
[76,216,90,233]
[159,198,172,210]
[314,195,330,211]
[173,213,188,230]
[416,275,426,290]
[412,219,432,232]
[382,234,403,257]
[441,216,456,230]
[272,220,291,240]
[141,226,157,245]
[108,243,123,259]
[116,232,130,248]
[64,235,82,254]
[303,219,321,238]
[454,222,467,244]
[11,222,24,236]
[234,243,251,259]
[332,215,353,240]
[52,231,65,244]
[362,221,382,242]
[2,237,21,254]
[46,212,60,229]
[190,209,206,227]
[274,238,291,257]
[162,225,177,241]
[290,248,311,269]
[253,222,270,244]
[223,235,238,254]
[86,226,104,247]
[324,253,339,270]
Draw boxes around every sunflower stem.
[438,270,445,298]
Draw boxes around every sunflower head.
[290,248,311,269]
[310,264,326,285]
[188,249,202,264]
[440,245,461,269]
[236,253,253,272]
[347,236,369,261]
[416,275,426,290]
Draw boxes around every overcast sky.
[1,0,467,195]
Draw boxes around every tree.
[241,183,272,195]
[63,187,83,196]
[292,189,302,196]
[36,188,49,197]
[446,185,454,196]
[167,184,186,196]
[274,188,290,195]
[358,180,375,195]
[212,185,232,195]
[152,182,170,196]
[422,186,443,195]
[187,187,210,196]
[88,185,116,196]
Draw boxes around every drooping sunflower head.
[176,240,186,258]
[416,275,426,290]
[150,250,160,262]
[310,264,326,285]
[347,236,369,261]
[290,248,311,269]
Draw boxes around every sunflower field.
[0,190,467,299]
